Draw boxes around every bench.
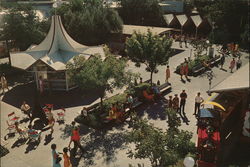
[125,97,143,113]
[192,65,206,76]
[158,82,171,93]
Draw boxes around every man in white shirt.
[194,92,204,116]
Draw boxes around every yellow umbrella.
[202,101,226,111]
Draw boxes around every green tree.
[189,0,248,46]
[67,49,135,110]
[126,118,195,167]
[118,0,163,26]
[0,4,49,51]
[57,0,123,45]
[125,30,172,85]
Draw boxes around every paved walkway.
[1,42,249,167]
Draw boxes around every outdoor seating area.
[75,80,172,128]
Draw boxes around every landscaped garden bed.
[175,55,221,77]
[74,83,152,129]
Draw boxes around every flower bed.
[175,55,220,76]
[74,83,151,129]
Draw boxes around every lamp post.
[206,70,214,96]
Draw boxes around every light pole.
[206,70,214,96]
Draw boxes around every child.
[63,147,72,167]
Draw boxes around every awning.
[163,14,174,25]
[123,25,177,35]
[190,15,203,28]
[210,63,249,92]
[176,14,188,26]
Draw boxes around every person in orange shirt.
[165,65,170,84]
[63,147,72,167]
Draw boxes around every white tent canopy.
[190,15,203,28]
[176,14,188,26]
[163,14,175,25]
[10,15,104,71]
[210,63,250,92]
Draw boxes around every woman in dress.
[63,147,72,167]
[51,144,61,167]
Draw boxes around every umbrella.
[202,101,226,111]
[199,108,214,118]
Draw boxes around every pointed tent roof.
[10,15,104,70]
[190,15,203,28]
[176,14,188,26]
[163,14,175,25]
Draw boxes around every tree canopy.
[118,0,164,26]
[0,4,49,51]
[126,113,195,167]
[125,30,172,84]
[66,47,135,109]
[57,0,123,45]
[187,0,249,48]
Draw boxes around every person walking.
[172,94,179,113]
[1,73,9,94]
[165,65,170,84]
[51,144,62,167]
[184,61,189,80]
[68,125,84,156]
[168,96,173,109]
[194,92,204,117]
[229,58,236,73]
[220,54,225,69]
[63,147,72,167]
[180,63,185,81]
[236,57,242,70]
[179,90,187,116]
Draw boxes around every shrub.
[125,83,151,100]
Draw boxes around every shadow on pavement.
[72,130,127,167]
[2,82,100,110]
[24,140,40,154]
[11,138,28,149]
[137,98,167,121]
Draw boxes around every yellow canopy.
[203,101,226,111]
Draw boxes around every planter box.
[175,56,221,77]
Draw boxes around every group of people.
[167,91,205,124]
[51,121,84,167]
[167,90,189,124]
[106,94,134,123]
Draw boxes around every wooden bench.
[192,65,206,76]
[158,82,171,93]
[124,97,143,113]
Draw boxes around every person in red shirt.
[68,124,84,156]
[184,61,189,80]
[180,63,185,81]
